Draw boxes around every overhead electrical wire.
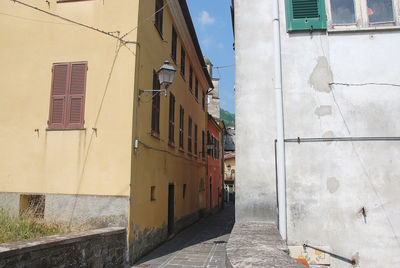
[10,0,130,43]
[121,2,169,39]
[0,11,72,25]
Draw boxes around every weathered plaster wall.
[234,0,400,266]
[282,28,400,267]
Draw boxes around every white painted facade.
[234,0,400,267]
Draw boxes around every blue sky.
[187,0,235,113]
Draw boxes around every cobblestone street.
[133,203,235,268]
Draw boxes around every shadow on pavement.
[133,203,235,267]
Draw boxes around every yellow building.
[0,0,212,263]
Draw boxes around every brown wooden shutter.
[151,70,160,134]
[66,62,87,129]
[49,63,69,129]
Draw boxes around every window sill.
[168,141,175,148]
[328,25,400,33]
[179,147,185,153]
[46,128,86,131]
[150,131,160,139]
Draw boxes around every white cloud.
[198,10,215,26]
[201,36,213,48]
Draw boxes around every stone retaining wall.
[0,227,126,268]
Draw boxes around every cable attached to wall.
[330,82,400,88]
[137,140,206,167]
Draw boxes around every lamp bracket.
[139,89,167,97]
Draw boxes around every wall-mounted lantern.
[139,60,176,97]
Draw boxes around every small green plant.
[0,209,65,244]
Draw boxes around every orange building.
[206,114,225,212]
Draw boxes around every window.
[151,70,160,135]
[180,47,186,78]
[202,91,205,110]
[195,78,199,100]
[179,106,184,149]
[367,0,394,23]
[207,131,211,155]
[194,124,198,155]
[151,186,156,201]
[213,137,217,159]
[285,0,327,31]
[168,93,175,144]
[183,184,187,200]
[154,0,163,35]
[330,0,355,24]
[327,0,398,29]
[189,66,193,92]
[215,139,219,159]
[171,26,177,63]
[48,62,87,129]
[188,116,192,153]
[202,131,205,159]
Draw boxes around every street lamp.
[139,60,176,97]
[157,60,176,90]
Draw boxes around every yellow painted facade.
[0,0,210,263]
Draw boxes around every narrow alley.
[133,204,235,268]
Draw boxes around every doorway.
[168,183,175,236]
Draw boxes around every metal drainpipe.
[124,40,140,265]
[273,0,287,241]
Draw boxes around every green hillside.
[220,108,235,127]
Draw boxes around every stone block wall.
[0,227,126,268]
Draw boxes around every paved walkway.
[133,203,235,268]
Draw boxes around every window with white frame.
[326,0,398,28]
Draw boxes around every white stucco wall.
[234,0,400,266]
[234,0,277,223]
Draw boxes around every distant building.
[206,114,225,213]
[204,57,221,119]
[223,152,235,202]
[224,126,235,151]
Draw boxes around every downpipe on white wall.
[273,0,287,241]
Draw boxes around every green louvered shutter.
[285,0,327,32]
